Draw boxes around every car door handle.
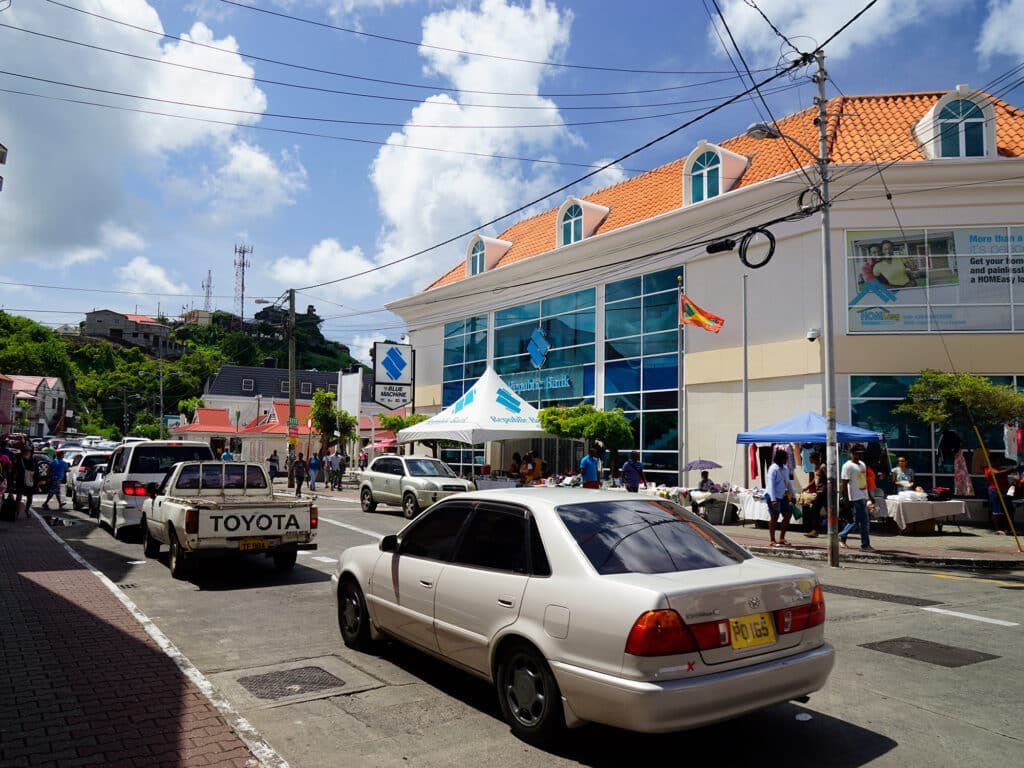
[419,579,434,588]
[497,597,515,608]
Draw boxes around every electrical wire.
[0,68,802,130]
[0,22,764,113]
[217,0,773,76]
[0,85,646,172]
[42,0,755,99]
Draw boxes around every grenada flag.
[679,294,725,333]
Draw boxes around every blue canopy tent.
[736,411,883,444]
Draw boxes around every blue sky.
[2,0,1024,364]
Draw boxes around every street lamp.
[256,290,296,486]
[745,51,840,567]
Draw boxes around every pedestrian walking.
[292,453,307,497]
[620,451,647,492]
[267,450,280,481]
[358,449,368,471]
[839,445,873,550]
[12,445,40,519]
[308,452,320,491]
[766,448,795,547]
[802,452,824,537]
[985,465,1012,534]
[580,445,601,489]
[42,453,69,509]
[324,451,339,490]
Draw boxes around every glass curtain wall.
[604,267,683,485]
[850,374,1019,497]
[441,315,487,476]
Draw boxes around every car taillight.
[625,610,733,657]
[78,466,88,474]
[774,585,826,635]
[185,508,198,535]
[310,505,318,529]
[122,481,147,496]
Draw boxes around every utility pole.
[288,288,297,487]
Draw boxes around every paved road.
[52,497,1023,768]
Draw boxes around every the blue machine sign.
[374,342,413,410]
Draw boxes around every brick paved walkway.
[0,514,266,768]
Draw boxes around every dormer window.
[470,240,485,275]
[556,196,610,246]
[562,204,583,245]
[465,234,513,277]
[690,150,720,203]
[683,140,748,206]
[914,86,996,160]
[939,99,985,157]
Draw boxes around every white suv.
[99,440,215,538]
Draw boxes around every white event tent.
[396,367,548,445]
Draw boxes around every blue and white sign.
[527,327,550,369]
[374,342,414,409]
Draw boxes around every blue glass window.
[643,330,677,356]
[544,311,595,348]
[938,99,985,157]
[605,394,641,411]
[606,276,641,302]
[605,360,641,393]
[605,338,642,360]
[643,268,683,294]
[542,288,595,316]
[495,302,540,327]
[469,240,485,275]
[691,150,720,203]
[643,355,678,391]
[561,203,583,245]
[605,298,641,339]
[643,291,678,334]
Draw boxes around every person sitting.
[508,452,521,477]
[698,470,714,492]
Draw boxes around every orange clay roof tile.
[424,91,1024,292]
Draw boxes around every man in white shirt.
[765,449,795,547]
[839,445,873,550]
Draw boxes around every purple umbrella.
[682,459,722,472]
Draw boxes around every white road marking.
[125,560,147,565]
[318,516,384,540]
[311,556,337,564]
[920,606,1019,627]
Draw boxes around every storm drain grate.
[822,585,940,607]
[860,637,999,668]
[237,666,346,700]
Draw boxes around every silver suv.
[359,455,474,518]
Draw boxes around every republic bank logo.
[527,327,550,369]
[495,388,521,414]
[452,390,475,414]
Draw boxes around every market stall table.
[474,476,520,490]
[886,497,966,532]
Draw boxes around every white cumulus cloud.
[977,0,1024,61]
[115,256,190,295]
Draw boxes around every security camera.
[806,328,821,342]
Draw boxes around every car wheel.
[142,517,160,558]
[272,547,297,571]
[402,492,420,519]
[496,642,564,746]
[88,495,99,518]
[169,530,188,580]
[360,486,377,513]
[72,491,83,512]
[111,505,120,540]
[337,577,373,650]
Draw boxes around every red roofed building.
[387,85,1024,490]
[4,375,67,437]
[170,407,238,457]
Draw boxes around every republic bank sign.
[501,327,591,401]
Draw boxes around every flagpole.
[742,274,749,486]
[677,275,685,488]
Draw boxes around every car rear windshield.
[405,459,457,478]
[556,499,750,575]
[82,454,112,468]
[128,446,215,474]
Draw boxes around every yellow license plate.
[239,538,269,552]
[730,612,776,650]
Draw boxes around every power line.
[295,65,806,292]
[0,22,760,113]
[0,86,644,172]
[217,0,769,76]
[42,0,757,99]
[742,0,803,57]
[0,68,800,130]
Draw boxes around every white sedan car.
[334,488,834,745]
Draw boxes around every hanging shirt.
[1005,424,1019,463]
[801,447,814,474]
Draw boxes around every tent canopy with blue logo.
[736,411,884,444]
[396,367,549,445]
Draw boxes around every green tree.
[895,370,1024,429]
[539,404,635,477]
[178,397,205,420]
[378,413,430,455]
[221,331,261,366]
[309,389,359,455]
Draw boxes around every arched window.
[561,204,583,245]
[691,150,720,202]
[938,99,985,157]
[469,239,485,275]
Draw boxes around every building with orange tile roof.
[388,85,1024,489]
[83,309,184,358]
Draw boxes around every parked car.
[98,440,215,539]
[140,462,317,578]
[359,455,474,519]
[76,464,107,517]
[66,450,113,502]
[335,488,834,745]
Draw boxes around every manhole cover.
[822,585,940,607]
[237,666,346,700]
[860,637,999,668]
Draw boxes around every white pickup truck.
[140,461,318,579]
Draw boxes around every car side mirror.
[380,534,398,553]
[146,482,160,498]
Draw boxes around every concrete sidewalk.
[0,512,278,768]
[300,482,1024,570]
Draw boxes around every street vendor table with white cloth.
[474,477,520,490]
[886,497,965,531]
[736,492,771,522]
